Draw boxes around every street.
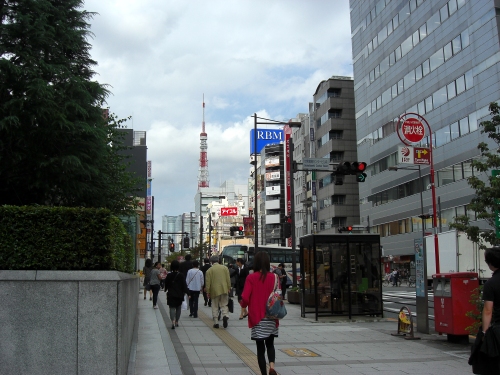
[383,285,436,332]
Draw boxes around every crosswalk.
[383,290,435,319]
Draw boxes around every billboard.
[250,128,284,154]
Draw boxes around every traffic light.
[183,237,189,248]
[229,226,243,236]
[355,162,367,182]
[338,226,353,233]
[169,242,175,251]
[283,216,292,238]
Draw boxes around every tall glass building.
[350,0,498,263]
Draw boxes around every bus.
[220,244,298,287]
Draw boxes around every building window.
[332,195,346,205]
[330,151,344,162]
[332,217,346,227]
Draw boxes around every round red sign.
[401,118,425,143]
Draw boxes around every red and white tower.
[198,95,209,189]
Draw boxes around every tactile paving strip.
[197,309,277,375]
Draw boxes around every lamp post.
[252,114,301,254]
[199,193,225,263]
[389,165,429,334]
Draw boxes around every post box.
[433,272,478,341]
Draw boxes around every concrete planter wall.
[0,270,139,375]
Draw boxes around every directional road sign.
[302,158,330,170]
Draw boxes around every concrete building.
[292,77,359,239]
[350,0,497,265]
[194,180,249,249]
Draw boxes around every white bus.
[220,244,298,287]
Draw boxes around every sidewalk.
[128,291,472,375]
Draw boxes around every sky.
[84,0,353,226]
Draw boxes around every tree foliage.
[450,102,500,248]
[0,0,140,215]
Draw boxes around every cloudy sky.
[84,0,353,225]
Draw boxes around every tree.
[0,1,140,215]
[450,102,500,248]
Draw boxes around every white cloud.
[84,0,353,224]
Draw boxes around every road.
[382,285,436,331]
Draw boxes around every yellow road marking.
[198,309,277,375]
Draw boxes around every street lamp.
[199,193,225,263]
[389,165,429,334]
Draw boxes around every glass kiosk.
[300,234,382,320]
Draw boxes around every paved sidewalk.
[128,291,473,375]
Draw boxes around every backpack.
[265,274,287,319]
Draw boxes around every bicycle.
[408,276,416,288]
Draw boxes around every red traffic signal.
[356,162,367,172]
[169,243,175,250]
[338,226,353,233]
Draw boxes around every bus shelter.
[300,234,382,320]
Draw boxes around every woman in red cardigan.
[240,251,279,375]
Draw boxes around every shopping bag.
[265,274,287,319]
[228,298,234,313]
[181,294,188,311]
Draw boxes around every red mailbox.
[433,272,478,339]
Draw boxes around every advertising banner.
[250,128,284,154]
[266,171,280,181]
[220,207,238,216]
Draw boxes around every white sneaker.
[153,305,159,309]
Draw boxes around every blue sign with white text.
[250,129,284,154]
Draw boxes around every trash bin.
[433,272,478,343]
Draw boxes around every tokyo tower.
[198,95,209,189]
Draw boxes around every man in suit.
[205,255,231,329]
[179,254,193,277]
[200,258,211,306]
[235,257,249,319]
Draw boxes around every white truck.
[425,230,491,283]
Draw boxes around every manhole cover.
[281,348,320,357]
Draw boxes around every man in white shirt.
[186,260,204,318]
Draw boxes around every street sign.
[398,146,430,165]
[401,118,425,143]
[302,158,330,170]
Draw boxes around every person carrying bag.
[240,251,281,375]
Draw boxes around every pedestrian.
[164,260,189,329]
[150,262,162,309]
[200,258,212,306]
[186,260,204,318]
[159,263,168,290]
[392,269,399,287]
[471,247,500,373]
[235,257,249,319]
[274,263,287,300]
[179,253,193,276]
[240,251,279,375]
[142,258,153,301]
[205,255,231,329]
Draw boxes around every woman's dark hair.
[253,251,270,281]
[154,262,160,267]
[485,247,500,268]
[170,259,180,271]
[145,258,153,268]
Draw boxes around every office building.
[350,0,497,264]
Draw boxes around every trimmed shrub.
[0,206,134,273]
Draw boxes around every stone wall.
[0,271,138,375]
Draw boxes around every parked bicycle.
[408,276,416,287]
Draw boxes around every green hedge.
[0,206,135,273]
